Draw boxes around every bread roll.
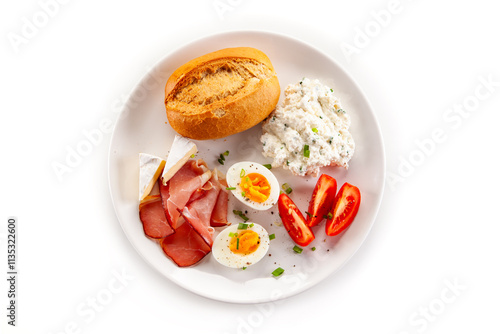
[164,47,280,140]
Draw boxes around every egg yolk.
[230,230,260,255]
[240,173,271,203]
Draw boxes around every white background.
[1,0,499,333]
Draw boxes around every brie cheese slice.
[139,153,166,201]
[161,135,198,185]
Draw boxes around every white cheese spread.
[260,78,354,176]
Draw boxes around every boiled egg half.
[212,222,270,268]
[226,162,280,210]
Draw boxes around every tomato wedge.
[278,193,315,246]
[306,174,337,227]
[325,183,361,236]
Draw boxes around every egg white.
[226,161,280,210]
[212,223,270,269]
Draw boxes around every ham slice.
[210,169,229,227]
[160,222,211,267]
[181,175,220,247]
[139,195,175,239]
[187,180,213,204]
[160,160,211,229]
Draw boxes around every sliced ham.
[139,195,175,239]
[160,222,211,267]
[210,168,229,227]
[181,176,220,247]
[187,180,213,204]
[159,159,211,229]
[211,191,229,227]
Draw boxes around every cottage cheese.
[260,78,354,176]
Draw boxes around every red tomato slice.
[325,183,361,236]
[306,174,337,227]
[278,193,315,246]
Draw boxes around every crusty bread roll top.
[164,47,280,140]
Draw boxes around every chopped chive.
[286,160,290,166]
[293,245,303,254]
[312,128,318,133]
[233,210,250,222]
[330,88,333,92]
[218,158,224,165]
[311,247,316,251]
[242,266,247,270]
[226,187,236,190]
[281,183,293,194]
[269,233,276,240]
[263,164,272,169]
[240,169,245,177]
[303,144,310,158]
[285,187,293,195]
[236,238,240,250]
[219,153,225,161]
[229,232,238,237]
[241,192,246,197]
[238,223,249,230]
[223,150,229,156]
[271,267,284,277]
[305,211,313,218]
[249,223,254,228]
[190,154,195,158]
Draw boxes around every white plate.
[108,31,385,303]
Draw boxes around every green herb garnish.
[293,245,303,254]
[269,234,276,240]
[282,183,293,194]
[312,128,318,133]
[226,187,236,190]
[303,144,310,158]
[240,169,245,177]
[311,247,316,251]
[263,164,272,169]
[233,210,250,222]
[271,267,285,277]
[238,223,249,230]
